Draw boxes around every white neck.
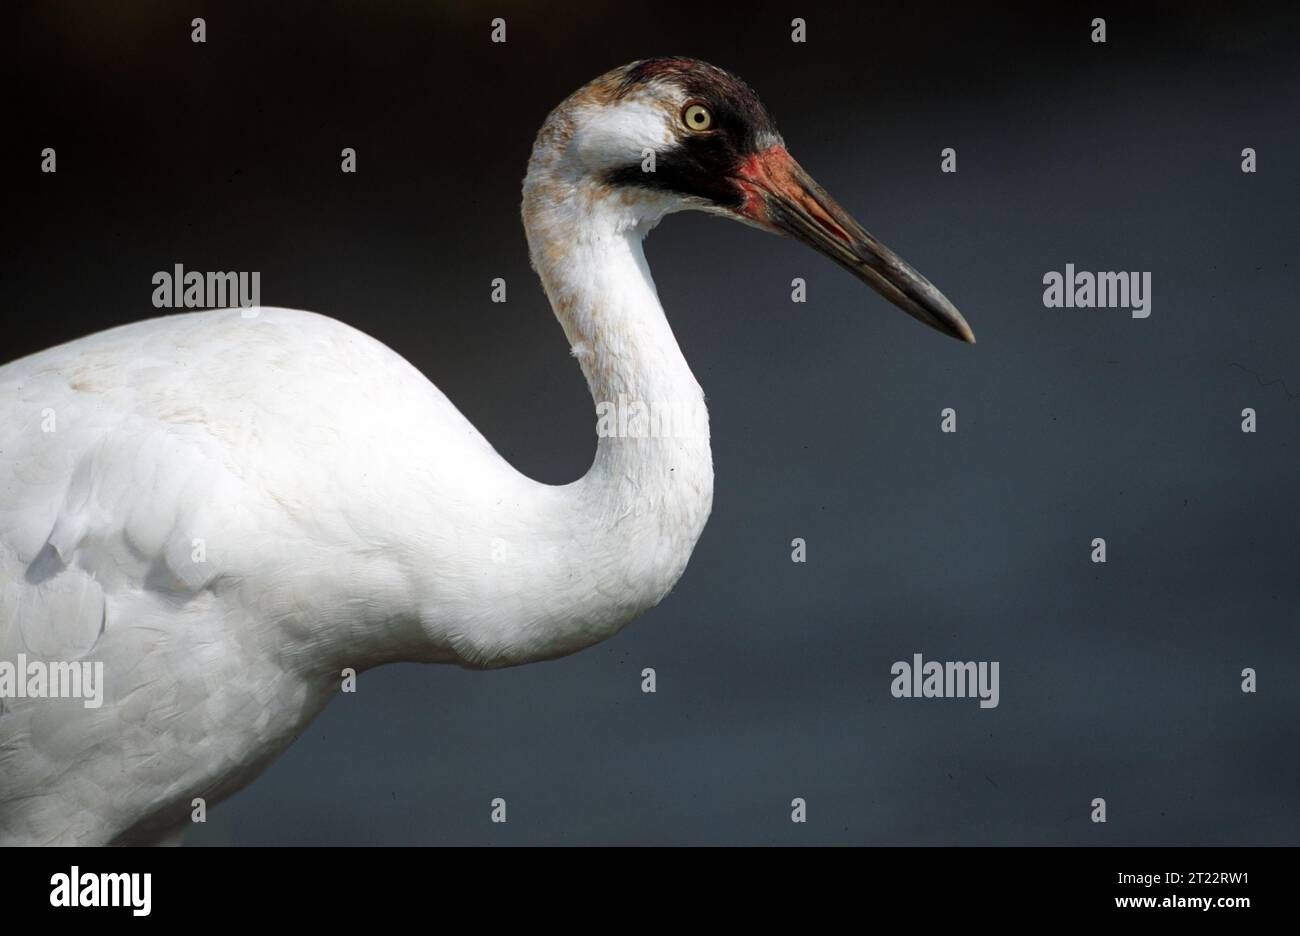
[494,150,714,663]
[288,104,717,674]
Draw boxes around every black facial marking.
[604,57,782,209]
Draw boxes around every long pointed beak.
[732,146,975,344]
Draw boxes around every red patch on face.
[734,183,770,224]
[733,147,853,243]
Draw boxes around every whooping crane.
[0,57,973,845]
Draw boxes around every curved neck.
[509,163,714,659]
[524,178,700,401]
[286,164,717,675]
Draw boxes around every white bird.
[0,58,973,845]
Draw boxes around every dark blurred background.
[10,1,1299,844]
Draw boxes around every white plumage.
[1,58,968,844]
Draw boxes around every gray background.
[11,1,1299,844]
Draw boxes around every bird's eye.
[682,103,713,132]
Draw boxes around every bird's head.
[525,57,974,343]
